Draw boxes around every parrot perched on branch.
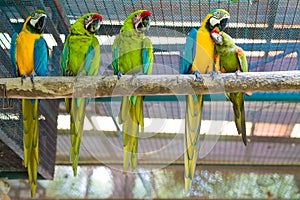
[61,13,102,176]
[181,9,230,193]
[10,9,48,197]
[112,10,153,172]
[212,30,248,146]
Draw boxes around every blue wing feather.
[181,28,198,74]
[143,48,150,74]
[34,37,48,76]
[10,32,18,77]
[142,37,153,75]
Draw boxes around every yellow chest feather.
[192,28,217,74]
[16,29,41,76]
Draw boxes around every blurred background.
[0,0,299,199]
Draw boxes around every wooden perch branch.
[0,71,299,99]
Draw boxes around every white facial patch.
[209,17,221,27]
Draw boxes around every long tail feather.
[184,95,203,193]
[228,92,247,145]
[22,99,39,197]
[70,98,86,176]
[120,96,143,173]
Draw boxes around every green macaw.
[212,31,248,145]
[10,10,48,197]
[181,9,230,193]
[112,10,153,172]
[61,13,102,176]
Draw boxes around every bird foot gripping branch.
[0,84,14,109]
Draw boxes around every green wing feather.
[61,36,69,76]
[112,35,119,75]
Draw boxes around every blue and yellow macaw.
[61,13,102,176]
[213,31,248,145]
[181,9,230,193]
[112,10,153,172]
[10,10,48,197]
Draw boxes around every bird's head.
[121,10,152,33]
[214,31,234,48]
[84,13,103,33]
[27,10,47,34]
[204,9,230,33]
[71,13,103,35]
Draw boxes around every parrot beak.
[29,13,47,33]
[135,11,151,33]
[210,27,223,45]
[36,15,46,30]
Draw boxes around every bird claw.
[0,84,14,109]
[235,70,242,76]
[21,74,27,85]
[66,70,74,76]
[117,71,123,80]
[30,72,36,83]
[193,70,202,81]
[209,70,221,80]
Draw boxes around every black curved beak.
[137,16,150,32]
[88,18,101,33]
[35,16,46,32]
[218,18,229,31]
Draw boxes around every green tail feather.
[120,96,143,173]
[184,95,203,193]
[69,98,86,176]
[22,99,39,197]
[227,92,247,145]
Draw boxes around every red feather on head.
[93,14,103,21]
[141,10,151,18]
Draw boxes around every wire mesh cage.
[0,0,299,199]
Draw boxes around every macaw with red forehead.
[213,30,249,146]
[61,12,102,176]
[112,10,153,172]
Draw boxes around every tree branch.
[0,71,299,99]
